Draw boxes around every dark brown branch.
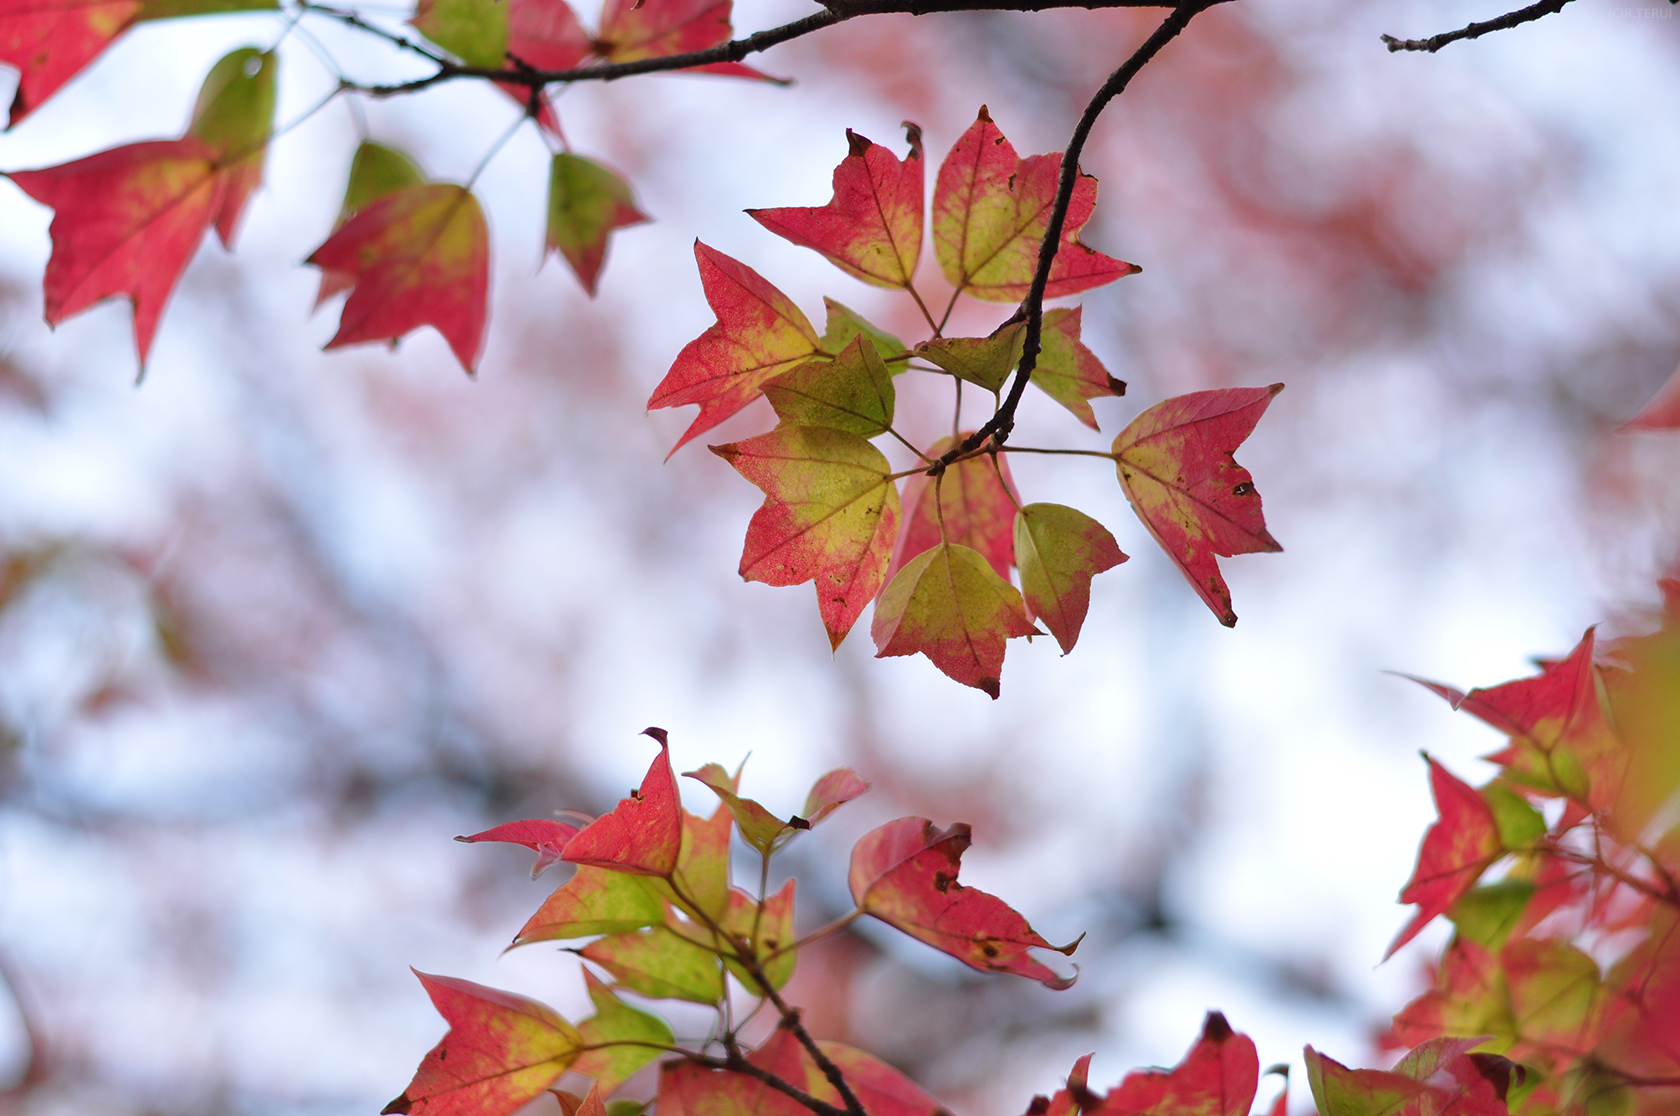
[935,0,1222,471]
[340,0,1193,98]
[684,1047,850,1116]
[1380,0,1575,53]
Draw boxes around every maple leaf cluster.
[654,110,1284,696]
[0,0,784,374]
[1381,593,1680,1115]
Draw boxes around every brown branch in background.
[1381,0,1576,53]
[936,0,1224,470]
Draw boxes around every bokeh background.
[1,0,1679,1112]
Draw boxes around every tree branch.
[1380,0,1575,53]
[935,0,1223,470]
[683,1046,851,1116]
[340,0,1195,97]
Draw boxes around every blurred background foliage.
[1,0,1679,1114]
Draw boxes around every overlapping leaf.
[749,126,924,288]
[572,970,673,1092]
[547,153,647,296]
[914,323,1025,393]
[513,865,663,946]
[848,816,1078,985]
[871,542,1035,697]
[650,242,819,455]
[410,0,507,68]
[720,879,796,992]
[456,818,582,877]
[1305,1038,1519,1116]
[1013,502,1125,654]
[712,424,899,649]
[306,181,489,375]
[316,141,427,306]
[1034,307,1125,428]
[685,762,788,852]
[932,106,1137,301]
[1101,1011,1259,1116]
[595,0,767,79]
[8,46,275,368]
[818,298,905,364]
[561,736,683,877]
[580,922,724,1004]
[889,434,1019,583]
[1113,385,1283,627]
[1385,757,1504,959]
[383,972,581,1116]
[762,335,894,437]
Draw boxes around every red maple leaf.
[1385,757,1503,958]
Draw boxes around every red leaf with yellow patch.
[871,542,1036,697]
[1112,385,1282,627]
[383,971,581,1116]
[748,126,924,289]
[595,0,770,79]
[1385,757,1504,959]
[649,242,819,456]
[1101,1012,1259,1116]
[306,183,489,376]
[932,106,1137,302]
[1013,502,1125,654]
[0,0,141,127]
[848,816,1079,987]
[562,734,682,877]
[711,425,899,649]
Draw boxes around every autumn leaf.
[455,818,582,877]
[1446,880,1535,952]
[496,0,591,135]
[801,767,869,824]
[749,126,924,288]
[1013,503,1126,654]
[889,435,1019,583]
[819,298,906,364]
[649,242,820,456]
[595,0,770,79]
[1391,1038,1521,1116]
[932,106,1138,302]
[1102,1012,1259,1116]
[1112,385,1283,627]
[871,543,1036,697]
[754,1024,950,1116]
[914,322,1025,394]
[383,971,581,1116]
[720,879,796,991]
[8,47,276,368]
[186,46,275,245]
[547,153,647,296]
[572,970,673,1092]
[306,182,489,376]
[513,866,663,946]
[580,923,725,1004]
[561,734,683,877]
[685,762,790,853]
[316,142,426,306]
[659,802,733,922]
[1385,757,1504,959]
[1302,1047,1428,1116]
[0,0,274,127]
[1505,938,1601,1057]
[1621,362,1680,431]
[1034,307,1125,428]
[847,816,1079,985]
[411,0,508,68]
[1391,937,1514,1049]
[711,424,899,649]
[762,334,894,437]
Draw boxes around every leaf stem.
[764,910,862,963]
[466,113,528,189]
[998,446,1118,459]
[905,282,941,336]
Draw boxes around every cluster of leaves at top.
[0,0,764,368]
[648,114,1282,696]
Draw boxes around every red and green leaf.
[685,762,790,853]
[580,923,724,1004]
[384,972,581,1116]
[749,126,924,288]
[871,543,1036,697]
[847,816,1079,986]
[650,242,820,456]
[818,298,906,364]
[931,106,1137,302]
[547,153,647,296]
[720,879,796,992]
[1101,1012,1259,1116]
[306,183,490,375]
[595,0,767,79]
[317,142,427,305]
[1112,385,1283,627]
[572,970,673,1092]
[762,335,895,437]
[1013,503,1126,654]
[1386,757,1504,959]
[1302,1046,1428,1116]
[513,865,664,946]
[712,424,900,650]
[889,434,1019,583]
[562,736,683,877]
[801,767,869,825]
[1034,307,1125,429]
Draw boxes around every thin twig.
[1381,0,1575,53]
[935,0,1223,469]
[299,2,451,64]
